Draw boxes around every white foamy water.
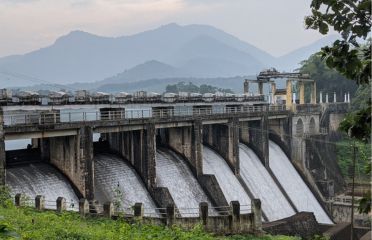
[239,143,295,221]
[156,149,216,217]
[94,154,158,216]
[269,141,333,224]
[6,163,79,210]
[202,146,251,207]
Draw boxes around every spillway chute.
[94,153,158,216]
[156,148,216,217]
[6,163,79,211]
[269,140,333,224]
[239,143,296,221]
[202,145,251,208]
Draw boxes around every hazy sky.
[0,0,333,58]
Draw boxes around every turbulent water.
[156,149,216,217]
[239,144,295,221]
[269,141,333,224]
[202,146,251,208]
[94,154,158,216]
[6,163,79,210]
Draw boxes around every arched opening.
[309,117,316,134]
[296,118,304,136]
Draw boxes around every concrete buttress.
[80,126,94,199]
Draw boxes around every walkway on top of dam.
[2,104,289,140]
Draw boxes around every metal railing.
[13,194,252,218]
[3,105,288,126]
[326,102,350,113]
[330,196,361,206]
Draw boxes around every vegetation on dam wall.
[0,206,301,240]
[336,136,371,182]
[0,188,308,240]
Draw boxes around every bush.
[0,204,318,240]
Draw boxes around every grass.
[0,204,301,240]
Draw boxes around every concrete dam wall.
[5,142,332,224]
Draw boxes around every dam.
[0,77,349,232]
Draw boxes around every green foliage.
[358,190,371,214]
[310,235,329,240]
[165,82,234,94]
[305,0,371,84]
[0,221,20,239]
[335,135,371,214]
[339,104,371,142]
[0,185,13,208]
[298,53,358,101]
[357,152,371,214]
[306,2,371,214]
[350,84,372,110]
[321,41,371,85]
[305,0,371,141]
[226,235,300,240]
[113,183,124,212]
[166,82,199,93]
[339,84,371,143]
[335,137,371,180]
[0,205,303,240]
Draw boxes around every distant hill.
[277,35,339,71]
[0,23,339,88]
[169,35,263,77]
[101,60,188,84]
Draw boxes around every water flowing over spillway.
[269,141,333,224]
[156,149,216,217]
[202,146,251,207]
[94,154,158,216]
[239,144,295,221]
[6,163,79,209]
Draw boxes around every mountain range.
[0,23,338,89]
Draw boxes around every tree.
[165,84,178,93]
[164,82,234,94]
[305,0,371,214]
[305,0,371,141]
[305,0,371,85]
[299,53,358,102]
